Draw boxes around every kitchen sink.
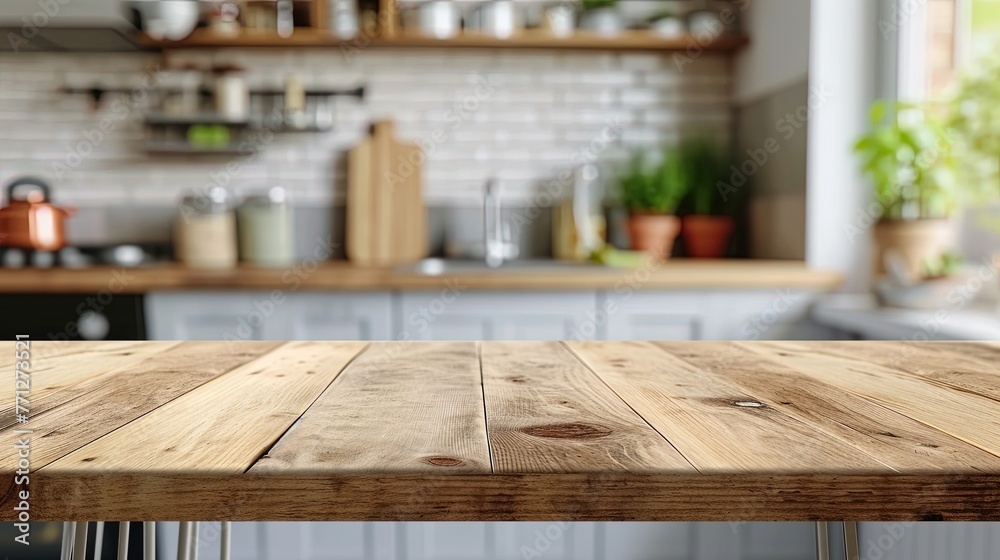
[396,258,609,276]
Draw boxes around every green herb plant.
[619,146,690,215]
[854,100,956,220]
[679,135,731,215]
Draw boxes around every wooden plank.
[45,342,367,473]
[0,341,282,469]
[566,341,891,472]
[251,342,490,473]
[812,342,1000,402]
[18,472,1000,522]
[657,342,1000,473]
[0,340,139,368]
[0,341,180,430]
[745,341,1000,459]
[481,341,694,473]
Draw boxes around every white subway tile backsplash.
[620,88,662,106]
[0,47,731,205]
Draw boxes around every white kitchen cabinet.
[145,292,274,341]
[394,291,599,341]
[145,292,392,341]
[282,293,393,340]
[601,290,816,341]
[703,290,815,341]
[405,523,492,560]
[600,291,706,340]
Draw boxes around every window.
[904,0,1000,100]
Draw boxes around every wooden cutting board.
[347,120,427,265]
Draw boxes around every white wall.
[806,0,883,291]
[734,0,811,104]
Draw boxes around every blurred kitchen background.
[2,0,1000,558]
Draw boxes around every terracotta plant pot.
[627,213,681,259]
[873,218,955,282]
[682,215,734,259]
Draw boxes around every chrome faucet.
[483,179,518,268]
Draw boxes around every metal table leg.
[190,522,200,560]
[93,521,106,559]
[118,522,130,560]
[74,522,89,560]
[817,521,861,560]
[220,522,232,560]
[844,521,860,560]
[178,521,191,560]
[144,522,156,560]
[816,522,830,560]
[60,522,74,560]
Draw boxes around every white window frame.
[893,0,970,101]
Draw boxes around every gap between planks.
[477,342,496,474]
[559,341,700,472]
[243,342,372,474]
[45,342,369,473]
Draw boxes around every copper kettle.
[0,177,75,251]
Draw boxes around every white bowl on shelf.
[127,0,200,41]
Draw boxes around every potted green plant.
[619,146,690,259]
[854,100,957,281]
[578,0,622,35]
[679,136,733,259]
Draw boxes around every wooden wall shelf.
[138,28,749,52]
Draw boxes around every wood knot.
[508,376,527,383]
[522,422,612,439]
[423,456,464,467]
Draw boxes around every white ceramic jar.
[175,187,238,269]
[237,187,296,267]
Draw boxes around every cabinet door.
[145,292,281,341]
[395,292,598,341]
[146,292,393,341]
[600,290,817,342]
[601,291,707,341]
[405,523,492,560]
[702,290,815,341]
[601,523,693,560]
[279,293,393,340]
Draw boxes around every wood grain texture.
[1,341,180,430]
[566,341,891,472]
[5,341,1000,522]
[15,473,1000,522]
[45,342,367,473]
[815,341,1000,402]
[657,342,1000,473]
[251,342,490,473]
[0,341,281,469]
[481,342,694,473]
[745,341,1000,459]
[0,260,844,293]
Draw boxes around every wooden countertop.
[0,259,842,293]
[5,340,1000,522]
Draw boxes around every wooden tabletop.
[0,260,843,293]
[4,340,1000,522]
